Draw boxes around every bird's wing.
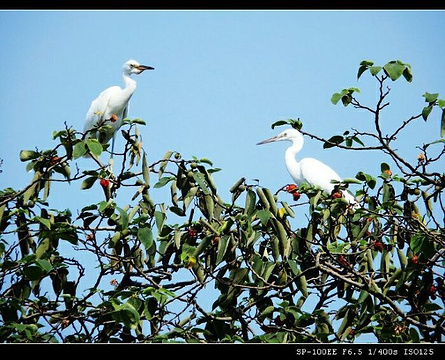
[300,157,342,194]
[84,86,119,132]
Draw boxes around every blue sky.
[0,10,444,340]
[1,10,444,200]
[1,9,444,257]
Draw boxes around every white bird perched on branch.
[84,59,154,155]
[257,128,358,207]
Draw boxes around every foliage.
[0,60,444,343]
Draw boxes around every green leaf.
[116,207,129,230]
[342,177,362,184]
[80,176,97,190]
[410,233,424,255]
[441,109,445,138]
[73,141,87,159]
[347,87,360,93]
[360,60,374,67]
[256,209,271,226]
[357,65,368,80]
[142,152,150,185]
[259,305,275,321]
[323,135,344,149]
[154,210,166,233]
[158,150,173,178]
[216,235,230,265]
[19,150,40,162]
[23,265,43,281]
[86,138,103,157]
[231,268,248,285]
[170,206,186,216]
[193,172,210,195]
[403,67,413,82]
[295,272,308,298]
[380,162,390,173]
[341,94,352,107]
[422,105,433,121]
[117,302,140,329]
[262,262,276,282]
[289,119,303,130]
[383,61,405,81]
[138,226,154,251]
[423,303,442,312]
[54,163,71,180]
[271,120,289,129]
[357,290,369,304]
[287,259,300,276]
[34,216,51,230]
[154,176,175,189]
[36,259,52,273]
[130,118,146,125]
[331,93,342,105]
[352,136,365,147]
[423,92,439,103]
[369,66,382,76]
[409,328,420,343]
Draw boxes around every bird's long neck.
[122,73,137,98]
[285,133,304,183]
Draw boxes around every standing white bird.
[257,128,358,207]
[84,59,154,155]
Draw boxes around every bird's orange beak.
[136,65,154,73]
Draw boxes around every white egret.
[257,128,358,207]
[84,59,154,155]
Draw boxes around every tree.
[0,60,444,343]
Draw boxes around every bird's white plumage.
[84,59,154,148]
[257,128,358,206]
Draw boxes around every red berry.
[50,156,60,166]
[430,285,436,294]
[286,184,298,193]
[372,240,385,252]
[292,191,301,201]
[100,179,110,187]
[188,228,198,237]
[412,255,419,264]
[338,255,349,267]
[332,192,342,199]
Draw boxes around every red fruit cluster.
[332,192,342,199]
[412,255,419,264]
[50,156,60,166]
[430,285,436,295]
[338,255,350,268]
[188,228,198,238]
[100,178,110,188]
[286,184,301,201]
[372,240,385,252]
